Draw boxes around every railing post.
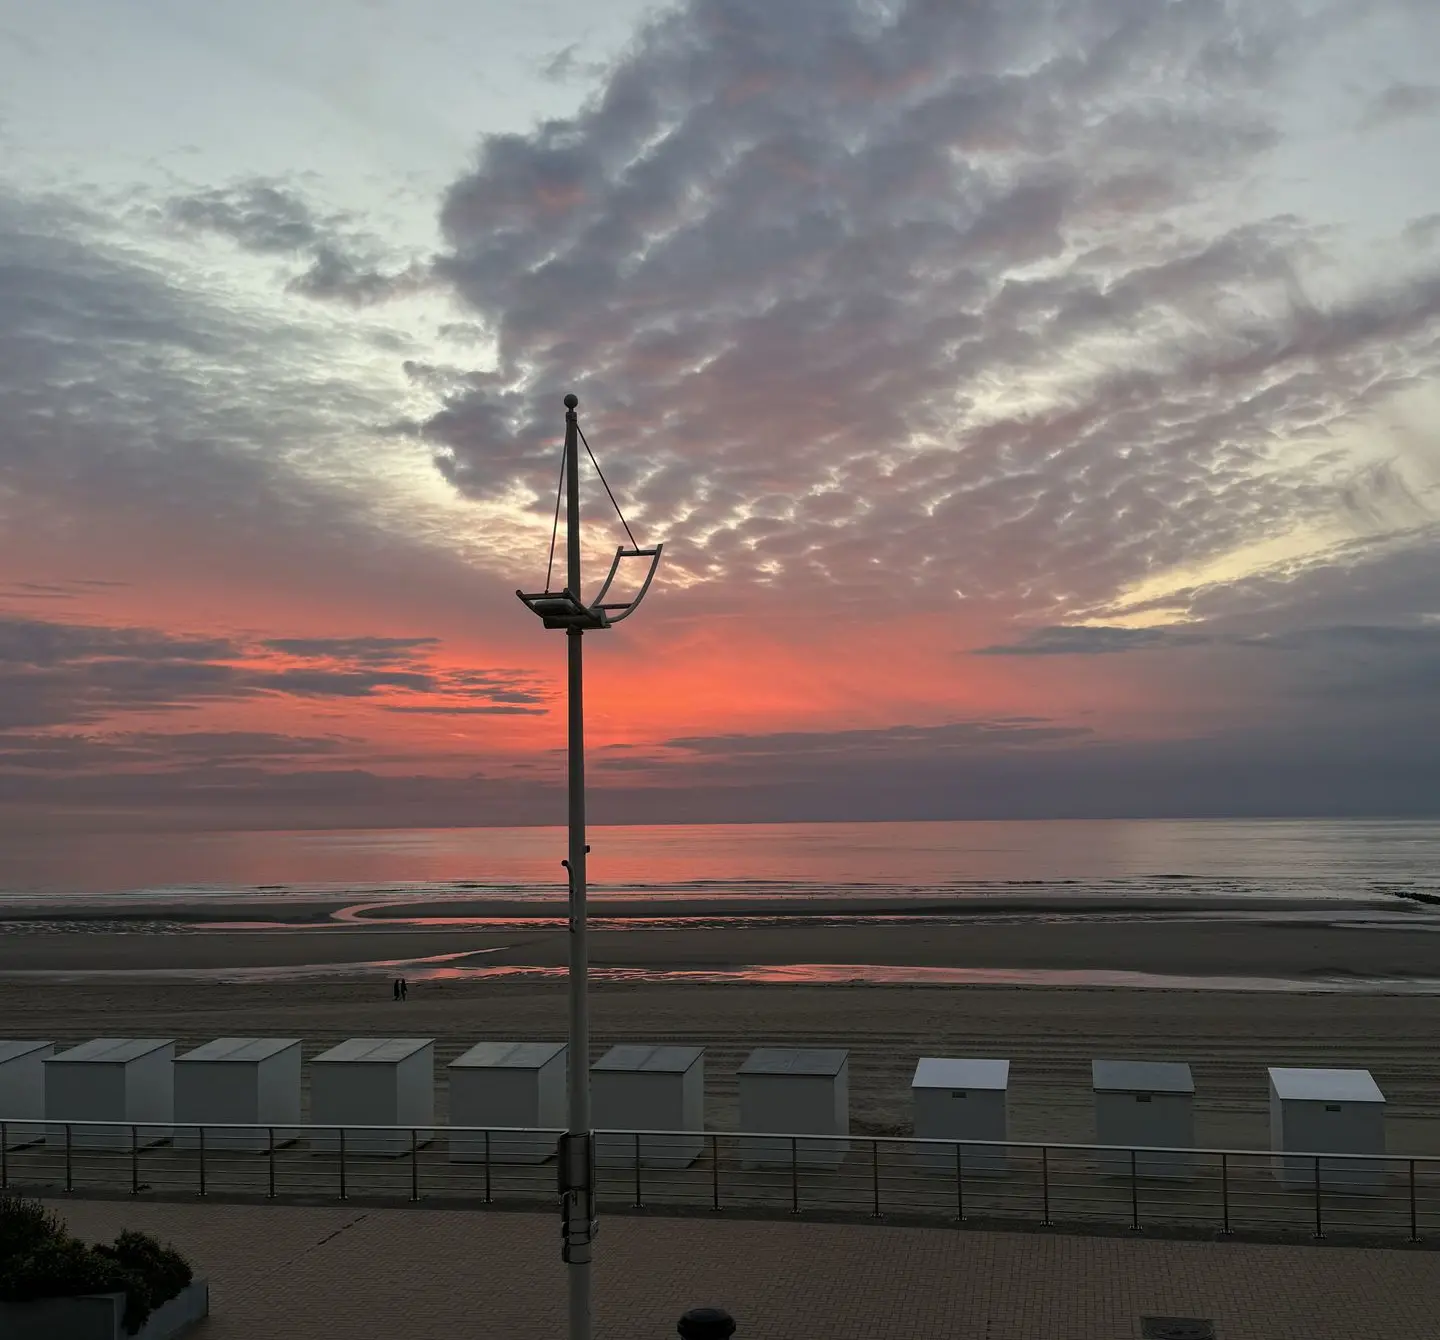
[65,1123,73,1193]
[131,1124,139,1196]
[1411,1159,1420,1243]
[1041,1145,1051,1226]
[1,1122,7,1189]
[1313,1155,1324,1239]
[954,1143,964,1221]
[198,1126,206,1197]
[484,1129,492,1203]
[267,1127,276,1199]
[339,1128,347,1201]
[1130,1148,1139,1231]
[711,1132,720,1212]
[871,1139,882,1218]
[1220,1152,1231,1236]
[791,1136,800,1215]
[634,1131,643,1208]
[411,1128,419,1202]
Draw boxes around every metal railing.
[2,1118,1433,1246]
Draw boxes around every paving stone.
[45,1199,1440,1340]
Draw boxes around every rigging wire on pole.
[577,424,639,551]
[544,440,568,594]
[543,419,650,596]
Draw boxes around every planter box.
[0,1278,208,1340]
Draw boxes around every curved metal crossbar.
[516,541,663,629]
[590,544,664,623]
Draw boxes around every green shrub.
[96,1230,193,1332]
[0,1206,194,1336]
[0,1233,134,1318]
[0,1193,64,1261]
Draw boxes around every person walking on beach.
[392,978,401,1001]
[400,977,409,1001]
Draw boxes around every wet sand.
[5,902,1438,1155]
[2,914,1440,978]
[0,891,1414,923]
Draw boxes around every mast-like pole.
[562,392,592,1340]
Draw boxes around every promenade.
[49,1197,1440,1339]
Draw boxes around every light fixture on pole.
[516,393,662,1340]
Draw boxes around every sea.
[0,817,1437,904]
[3,818,1439,989]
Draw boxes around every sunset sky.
[2,0,1439,831]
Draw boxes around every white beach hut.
[738,1047,849,1170]
[1092,1059,1195,1179]
[45,1039,175,1151]
[911,1057,1010,1174]
[449,1041,567,1164]
[309,1038,434,1156]
[592,1044,705,1167]
[173,1038,303,1151]
[0,1041,53,1147]
[1269,1067,1386,1192]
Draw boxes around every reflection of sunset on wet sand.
[39,960,1434,995]
[5,897,1440,986]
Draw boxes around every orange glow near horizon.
[1,570,1241,772]
[0,480,1297,806]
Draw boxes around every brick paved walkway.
[46,1199,1440,1339]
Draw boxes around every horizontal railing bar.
[4,1117,1428,1164]
[3,1119,561,1136]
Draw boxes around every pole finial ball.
[564,393,579,409]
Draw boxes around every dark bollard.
[678,1306,736,1338]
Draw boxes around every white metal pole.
[562,393,592,1340]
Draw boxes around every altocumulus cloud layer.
[1,0,1440,828]
[0,186,405,563]
[422,0,1440,620]
[403,0,1440,818]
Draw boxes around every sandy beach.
[2,899,1439,1156]
[1,978,1438,1150]
[2,895,1439,979]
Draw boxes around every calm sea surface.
[0,818,1436,902]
